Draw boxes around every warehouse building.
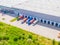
[0,5,60,29]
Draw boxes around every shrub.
[0,37,2,41]
[19,36,21,40]
[22,37,25,40]
[58,41,60,45]
[2,18,5,20]
[27,39,32,44]
[52,39,55,45]
[3,36,9,40]
[28,35,32,39]
[22,33,25,35]
[14,38,18,42]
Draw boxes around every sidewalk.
[0,14,60,41]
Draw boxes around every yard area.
[0,22,59,45]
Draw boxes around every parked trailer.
[26,16,33,23]
[28,18,36,25]
[17,14,24,21]
[21,16,28,24]
[33,19,39,26]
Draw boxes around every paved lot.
[0,14,60,41]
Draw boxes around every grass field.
[0,22,59,45]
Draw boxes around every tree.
[0,37,2,41]
[58,41,60,45]
[52,39,55,45]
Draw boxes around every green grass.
[10,17,18,22]
[2,18,5,20]
[0,22,59,45]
